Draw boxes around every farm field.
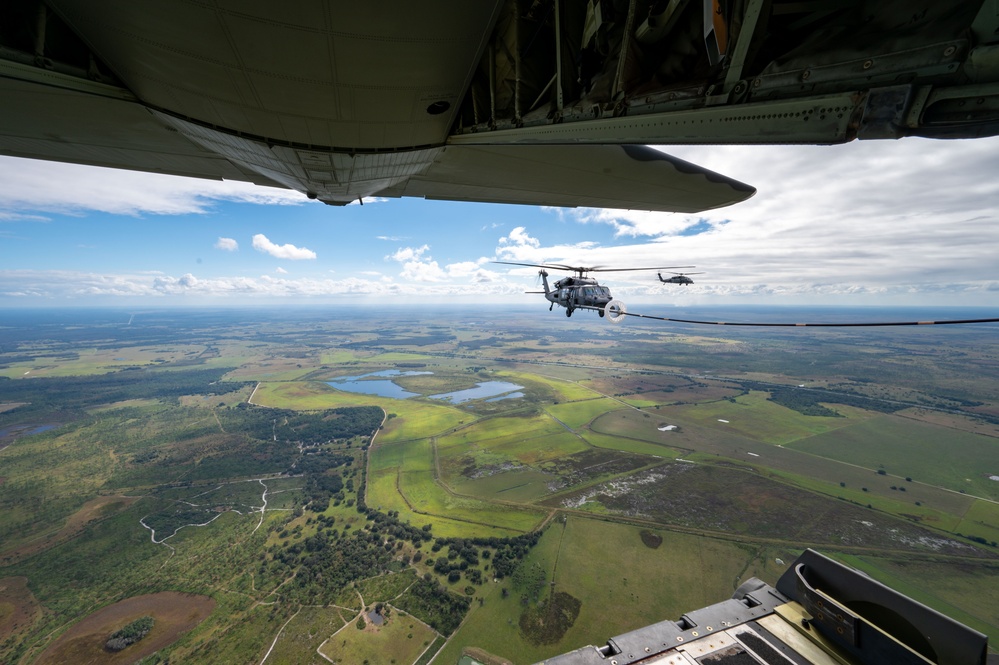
[2,307,998,664]
[788,414,999,500]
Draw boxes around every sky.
[2,135,999,309]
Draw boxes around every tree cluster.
[105,616,154,652]
[220,405,383,444]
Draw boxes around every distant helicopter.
[495,262,692,322]
[657,271,703,286]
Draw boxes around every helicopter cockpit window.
[600,287,611,297]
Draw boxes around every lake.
[326,372,523,403]
[429,381,524,404]
[326,370,431,399]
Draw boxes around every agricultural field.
[787,414,999,500]
[2,307,999,664]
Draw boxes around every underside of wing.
[0,68,281,187]
[384,144,755,212]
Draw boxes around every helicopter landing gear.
[549,302,554,311]
[565,308,572,317]
[599,308,605,318]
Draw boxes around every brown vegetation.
[0,577,41,640]
[0,495,137,564]
[34,591,215,665]
[462,645,514,665]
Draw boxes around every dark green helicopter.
[495,262,693,322]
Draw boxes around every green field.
[545,398,622,429]
[669,391,868,444]
[788,414,999,500]
[320,608,438,665]
[436,515,766,665]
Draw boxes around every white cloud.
[215,237,238,251]
[0,156,305,216]
[0,211,49,222]
[486,138,999,305]
[499,227,540,248]
[252,234,317,260]
[275,267,288,274]
[0,269,511,300]
[387,245,430,262]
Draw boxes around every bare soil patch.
[1,495,138,564]
[463,646,514,665]
[34,591,215,665]
[0,576,41,640]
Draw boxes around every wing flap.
[388,144,754,212]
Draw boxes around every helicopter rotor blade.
[589,266,695,272]
[492,260,551,270]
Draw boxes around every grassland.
[787,414,999,500]
[264,606,348,665]
[436,515,766,664]
[3,307,999,664]
[319,608,437,665]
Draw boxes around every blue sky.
[2,136,999,308]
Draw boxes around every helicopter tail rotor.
[605,299,627,324]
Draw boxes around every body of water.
[429,381,524,404]
[486,391,524,402]
[326,370,431,399]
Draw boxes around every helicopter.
[494,262,693,322]
[657,271,704,286]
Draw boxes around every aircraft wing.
[379,144,754,212]
[1,0,997,212]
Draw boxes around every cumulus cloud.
[275,267,288,274]
[385,246,498,284]
[386,245,430,262]
[252,234,317,260]
[499,227,540,248]
[215,237,238,251]
[492,138,999,304]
